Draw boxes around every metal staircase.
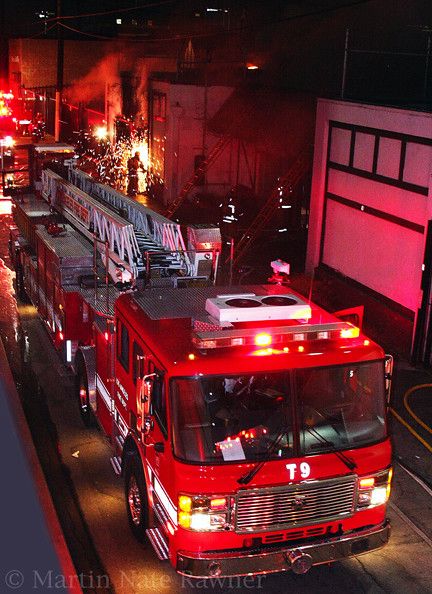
[229,148,312,267]
[164,134,232,219]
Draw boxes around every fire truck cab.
[77,283,393,578]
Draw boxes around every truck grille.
[235,475,357,533]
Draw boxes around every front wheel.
[124,457,149,543]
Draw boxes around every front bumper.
[177,521,390,578]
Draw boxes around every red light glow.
[359,477,375,489]
[255,332,272,347]
[166,521,175,536]
[252,348,274,356]
[210,497,227,510]
[340,327,360,339]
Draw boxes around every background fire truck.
[10,151,393,578]
[0,90,16,166]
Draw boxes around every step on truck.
[80,282,393,578]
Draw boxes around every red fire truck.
[12,159,393,578]
[83,286,391,577]
[0,90,16,166]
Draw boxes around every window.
[118,322,129,372]
[132,341,144,385]
[297,361,386,454]
[153,92,166,122]
[170,372,294,463]
[170,362,387,464]
[149,360,167,436]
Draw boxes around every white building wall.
[151,82,233,204]
[306,98,432,313]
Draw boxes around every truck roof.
[116,285,384,375]
[36,224,93,262]
[15,195,52,218]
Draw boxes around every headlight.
[178,494,232,531]
[357,468,392,510]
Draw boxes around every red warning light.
[255,332,272,347]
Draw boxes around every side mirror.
[139,372,156,415]
[384,354,394,404]
[334,305,364,331]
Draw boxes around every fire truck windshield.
[170,361,386,464]
[171,373,294,463]
[298,360,386,454]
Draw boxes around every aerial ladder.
[164,134,232,219]
[41,168,195,285]
[228,148,312,267]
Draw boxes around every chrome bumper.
[177,521,390,578]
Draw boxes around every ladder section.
[42,169,141,277]
[230,149,311,267]
[164,134,231,219]
[69,168,193,276]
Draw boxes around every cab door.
[140,359,176,530]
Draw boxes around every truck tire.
[124,456,149,543]
[76,359,95,427]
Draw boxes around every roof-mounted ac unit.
[205,293,312,323]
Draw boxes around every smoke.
[65,49,177,129]
[65,53,122,107]
[133,56,177,123]
[134,59,148,122]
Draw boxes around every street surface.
[1,148,432,593]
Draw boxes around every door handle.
[143,415,154,434]
[145,441,165,453]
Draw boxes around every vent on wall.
[205,293,312,323]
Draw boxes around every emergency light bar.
[192,321,360,350]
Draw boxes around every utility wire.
[46,0,176,22]
[58,22,113,40]
[51,0,378,45]
[31,23,58,38]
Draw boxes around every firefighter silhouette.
[127,151,145,196]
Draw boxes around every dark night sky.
[3,1,432,105]
[7,1,430,39]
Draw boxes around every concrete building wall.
[150,80,234,205]
[9,39,111,89]
[306,98,432,312]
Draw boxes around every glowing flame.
[94,126,108,140]
[77,123,164,201]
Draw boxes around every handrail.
[42,169,141,276]
[69,167,192,272]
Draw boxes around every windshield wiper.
[304,426,357,471]
[237,427,290,485]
